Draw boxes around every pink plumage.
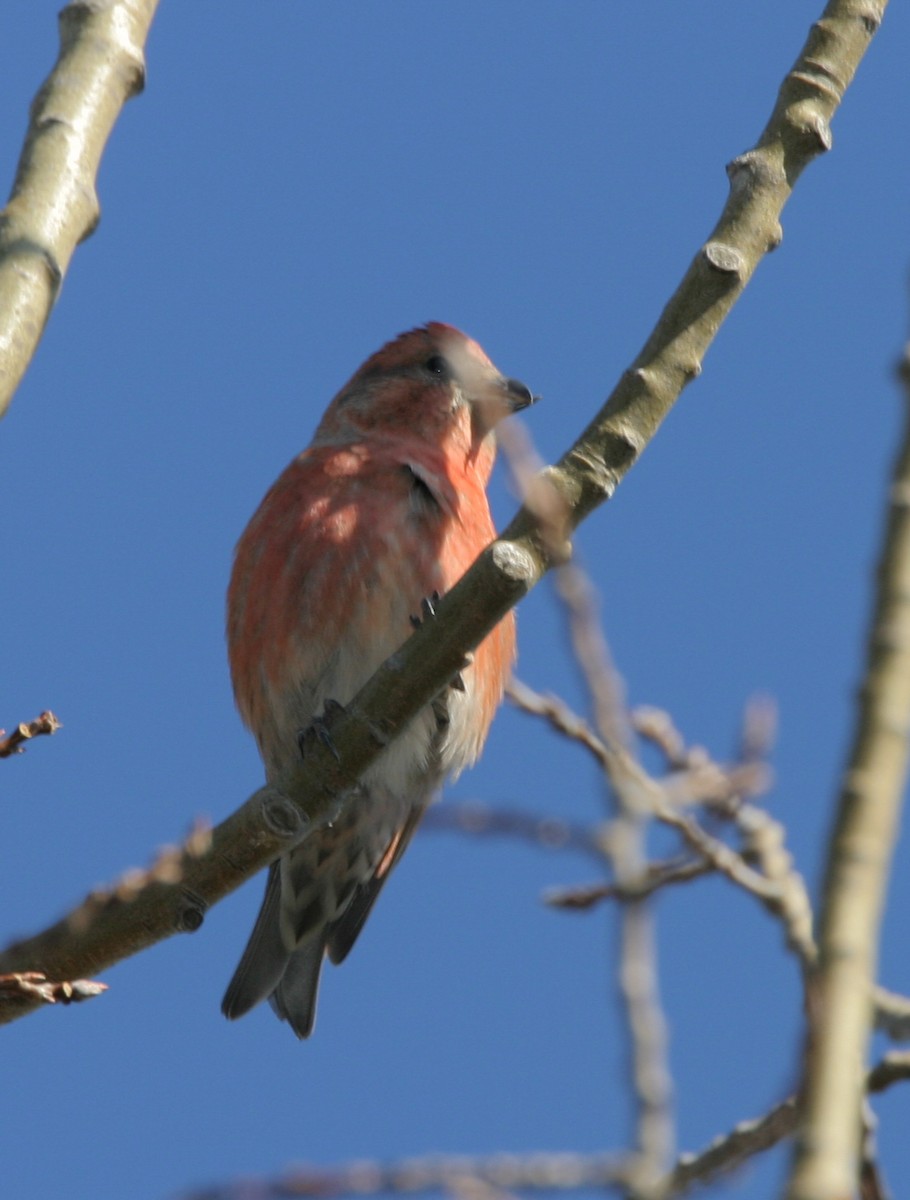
[222,323,536,1037]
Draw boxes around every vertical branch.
[553,560,675,1199]
[0,0,159,420]
[613,828,675,1200]
[785,315,910,1198]
[498,415,675,1195]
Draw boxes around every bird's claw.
[298,698,346,762]
[449,651,474,693]
[409,590,442,629]
[431,694,450,728]
[449,651,473,693]
[432,653,475,728]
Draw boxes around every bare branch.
[506,679,612,771]
[174,1051,910,1200]
[668,1094,798,1195]
[509,454,675,1193]
[181,1153,632,1200]
[872,987,910,1043]
[866,1050,910,1094]
[544,860,713,910]
[631,708,689,771]
[786,249,910,1200]
[0,0,160,420]
[0,0,883,1023]
[0,970,106,1006]
[717,800,816,971]
[859,1102,890,1200]
[0,710,61,758]
[420,802,605,860]
[510,679,801,913]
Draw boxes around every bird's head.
[314,323,538,466]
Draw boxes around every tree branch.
[0,710,61,758]
[0,0,883,1024]
[175,1055,910,1200]
[0,0,159,420]
[784,274,910,1198]
[0,970,106,1006]
[420,801,605,860]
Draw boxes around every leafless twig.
[872,988,910,1043]
[0,710,61,758]
[175,1051,910,1200]
[545,859,713,910]
[420,802,604,860]
[523,522,674,1194]
[0,971,106,1005]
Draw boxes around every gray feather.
[270,940,326,1039]
[221,865,289,1021]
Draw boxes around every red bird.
[222,323,537,1037]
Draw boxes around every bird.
[221,322,538,1037]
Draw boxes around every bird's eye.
[425,354,451,380]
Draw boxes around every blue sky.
[2,4,909,1198]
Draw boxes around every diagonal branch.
[0,0,884,1024]
[0,710,61,758]
[0,0,159,421]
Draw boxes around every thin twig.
[872,987,910,1043]
[176,1052,910,1200]
[720,801,816,971]
[516,521,673,1193]
[420,802,605,860]
[508,679,783,903]
[0,971,106,1005]
[0,710,61,758]
[859,1100,890,1200]
[506,680,612,770]
[545,859,713,910]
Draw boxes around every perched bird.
[222,322,537,1037]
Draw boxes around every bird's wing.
[325,797,433,966]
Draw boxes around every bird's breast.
[228,448,514,784]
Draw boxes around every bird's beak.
[501,375,539,413]
[470,372,540,438]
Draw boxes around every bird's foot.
[449,652,473,693]
[297,698,346,762]
[431,652,475,729]
[409,590,441,629]
[410,591,473,722]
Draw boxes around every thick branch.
[785,278,910,1196]
[0,0,882,1023]
[0,0,159,420]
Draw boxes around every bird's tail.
[269,941,325,1039]
[221,863,326,1038]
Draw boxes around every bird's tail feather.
[221,863,290,1021]
[270,940,326,1039]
